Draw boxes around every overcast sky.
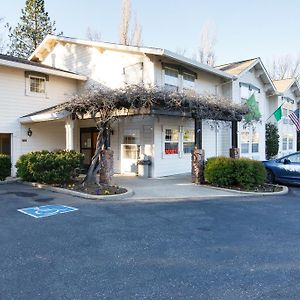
[2,0,300,65]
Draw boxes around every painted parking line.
[18,205,78,218]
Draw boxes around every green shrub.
[204,156,236,186]
[234,158,266,189]
[16,150,84,184]
[0,154,11,181]
[204,156,266,189]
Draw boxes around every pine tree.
[6,0,61,58]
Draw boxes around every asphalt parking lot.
[1,183,300,299]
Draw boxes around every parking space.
[1,183,300,299]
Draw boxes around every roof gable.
[216,58,277,95]
[216,58,258,75]
[29,35,234,80]
[273,78,300,98]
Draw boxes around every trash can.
[137,158,151,178]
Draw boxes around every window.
[164,128,179,155]
[252,131,259,153]
[183,73,195,90]
[29,76,45,93]
[289,110,294,125]
[164,68,178,91]
[288,134,293,150]
[183,129,195,154]
[282,135,288,151]
[241,85,250,101]
[241,131,250,153]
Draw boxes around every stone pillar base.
[229,148,240,159]
[192,149,205,184]
[99,149,114,184]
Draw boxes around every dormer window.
[29,76,46,93]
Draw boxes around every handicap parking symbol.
[18,205,78,218]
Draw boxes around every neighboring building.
[217,58,278,161]
[271,78,300,156]
[0,54,86,175]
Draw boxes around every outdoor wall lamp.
[27,128,33,137]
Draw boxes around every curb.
[200,184,289,196]
[19,181,134,201]
[0,178,20,185]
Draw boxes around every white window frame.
[282,135,288,151]
[27,75,47,96]
[163,126,180,157]
[163,68,179,91]
[182,127,195,155]
[240,128,259,155]
[182,72,196,91]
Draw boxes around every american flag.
[288,108,300,131]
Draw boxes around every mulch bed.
[57,179,127,196]
[207,183,283,193]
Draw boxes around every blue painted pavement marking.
[18,205,78,218]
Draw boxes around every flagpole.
[264,102,285,123]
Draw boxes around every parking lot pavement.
[1,183,300,299]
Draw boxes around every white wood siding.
[42,43,155,88]
[0,65,78,174]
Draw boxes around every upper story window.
[29,76,46,93]
[183,73,195,90]
[281,100,294,125]
[25,71,48,96]
[240,83,260,103]
[163,64,197,92]
[164,68,179,91]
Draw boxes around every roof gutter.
[162,49,234,80]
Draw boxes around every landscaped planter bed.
[58,180,127,196]
[205,183,283,193]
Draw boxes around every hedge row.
[0,154,11,181]
[16,150,84,184]
[204,156,266,189]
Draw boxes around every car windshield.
[287,153,300,163]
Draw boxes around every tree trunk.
[82,129,103,185]
[82,122,113,186]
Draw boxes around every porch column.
[192,118,205,184]
[65,118,75,150]
[195,118,202,149]
[230,120,240,158]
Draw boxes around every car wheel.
[266,169,275,184]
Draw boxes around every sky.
[1,0,300,65]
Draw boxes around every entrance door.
[121,144,139,173]
[0,133,11,176]
[80,128,98,170]
[121,129,140,174]
[0,134,11,156]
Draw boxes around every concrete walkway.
[112,173,240,200]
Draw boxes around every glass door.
[0,134,11,156]
[80,128,98,170]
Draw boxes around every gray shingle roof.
[0,53,78,75]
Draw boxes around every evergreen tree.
[265,123,279,159]
[6,0,61,58]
